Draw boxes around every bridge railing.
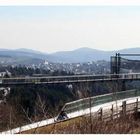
[62,89,139,114]
[0,74,110,84]
[1,73,140,84]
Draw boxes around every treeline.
[0,65,75,131]
[0,65,138,132]
[0,84,76,132]
[0,65,74,77]
[8,85,76,116]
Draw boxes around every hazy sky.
[0,6,140,53]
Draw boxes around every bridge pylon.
[111,53,121,74]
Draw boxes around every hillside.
[51,47,140,62]
[21,114,140,134]
[51,47,112,62]
[0,47,140,64]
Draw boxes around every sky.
[0,6,140,53]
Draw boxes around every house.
[0,70,11,78]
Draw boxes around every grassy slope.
[21,113,140,134]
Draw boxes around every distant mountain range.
[51,47,140,62]
[0,47,140,64]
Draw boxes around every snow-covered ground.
[1,96,140,134]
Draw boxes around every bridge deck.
[0,73,140,86]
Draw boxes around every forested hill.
[0,47,140,64]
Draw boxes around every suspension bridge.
[0,73,140,87]
[0,53,140,86]
[1,53,140,133]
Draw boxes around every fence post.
[122,101,126,117]
[135,98,138,113]
[100,108,103,121]
[111,104,114,120]
[89,97,92,133]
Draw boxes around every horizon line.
[0,47,140,54]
